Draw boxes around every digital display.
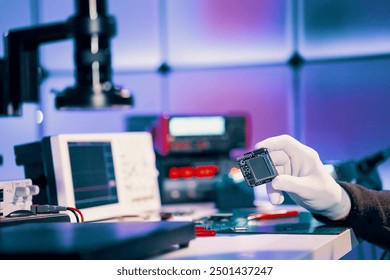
[169,116,225,136]
[68,142,119,209]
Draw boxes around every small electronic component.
[236,148,278,187]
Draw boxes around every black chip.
[236,148,278,187]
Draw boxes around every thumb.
[266,183,285,205]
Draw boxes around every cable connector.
[30,204,67,214]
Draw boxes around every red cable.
[67,206,84,223]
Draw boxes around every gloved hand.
[255,134,351,220]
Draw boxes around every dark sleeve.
[312,181,390,250]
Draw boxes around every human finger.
[266,183,284,205]
[268,150,291,175]
[255,134,302,157]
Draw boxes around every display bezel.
[49,132,160,221]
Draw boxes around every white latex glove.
[255,134,351,220]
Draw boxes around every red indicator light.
[168,165,219,179]
[181,167,195,178]
[195,165,219,178]
[168,167,181,179]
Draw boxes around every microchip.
[236,148,278,187]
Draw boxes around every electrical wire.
[30,204,84,223]
[66,206,84,223]
[66,208,80,223]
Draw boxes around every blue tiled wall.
[1,0,390,184]
[1,0,389,260]
[166,0,293,67]
[299,0,390,59]
[1,0,390,183]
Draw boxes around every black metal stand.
[0,0,133,116]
